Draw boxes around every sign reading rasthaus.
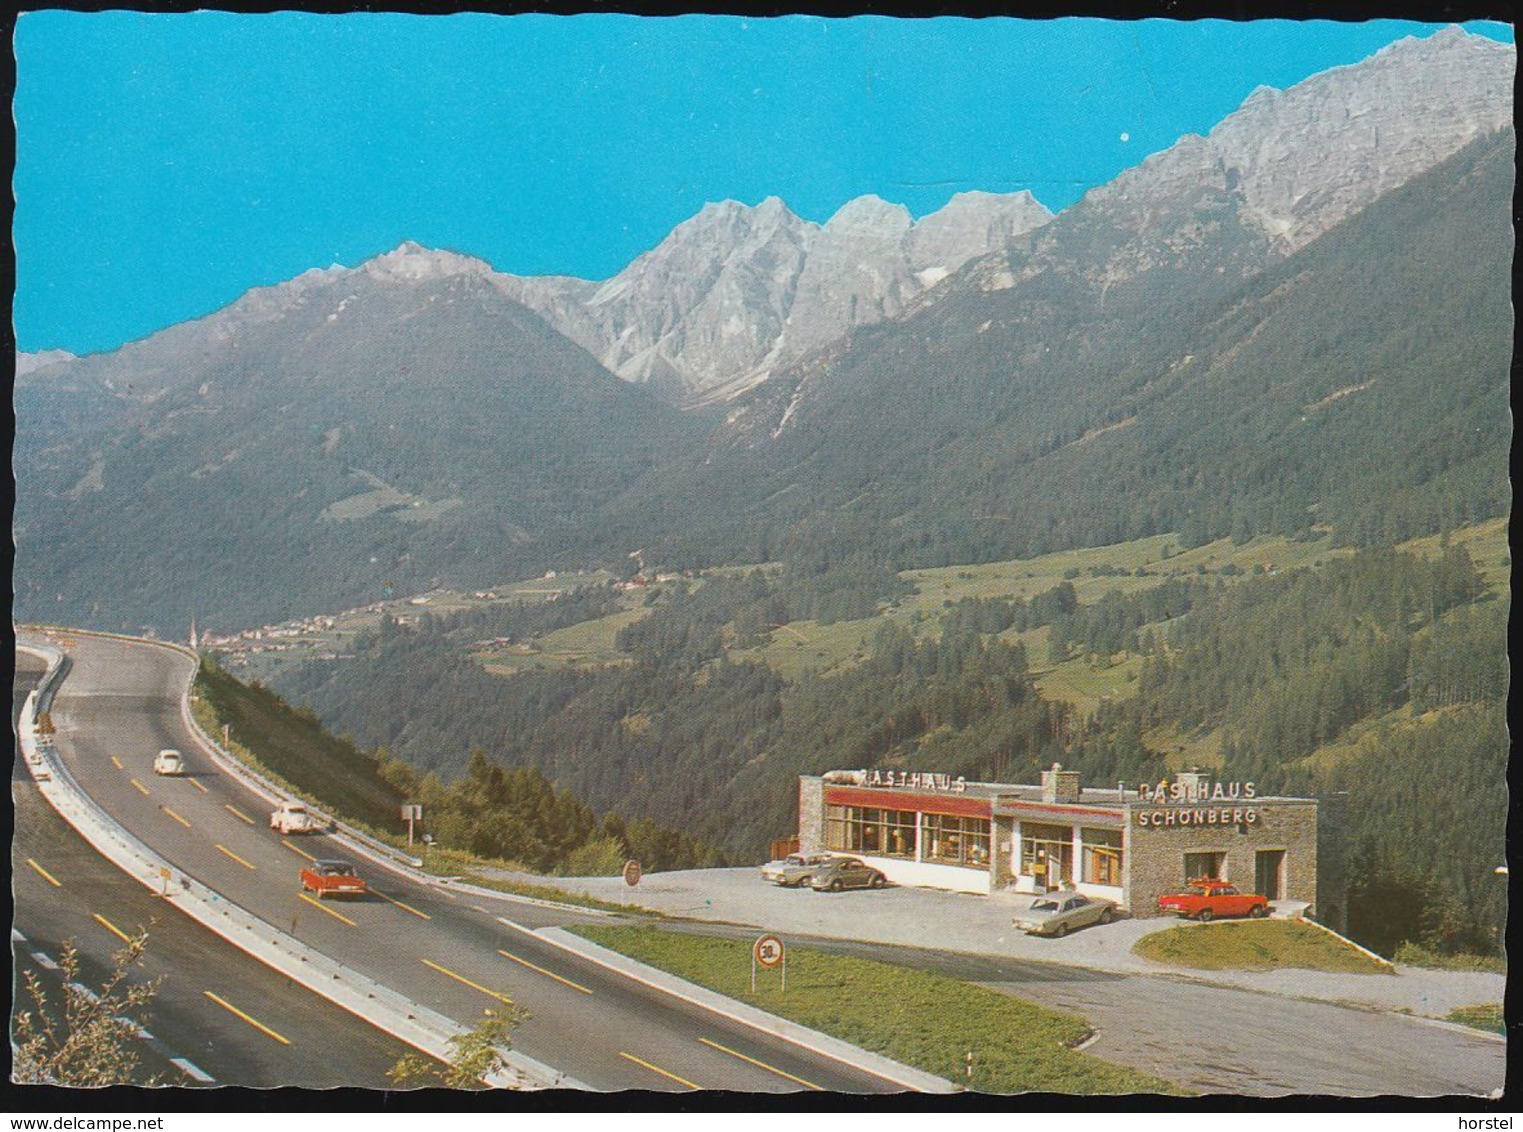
[834,768,969,793]
[1134,776,1260,828]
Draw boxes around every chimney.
[1041,762,1081,803]
[1175,768,1210,801]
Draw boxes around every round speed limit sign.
[753,934,784,968]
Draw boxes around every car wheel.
[1054,922,1069,938]
[1098,907,1113,925]
[1249,904,1266,918]
[1197,908,1213,922]
[830,879,843,892]
[870,874,885,888]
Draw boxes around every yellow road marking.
[190,778,208,793]
[281,839,317,861]
[215,844,257,870]
[496,949,592,994]
[698,1037,822,1090]
[110,756,123,770]
[374,891,431,920]
[203,992,291,1045]
[25,858,62,888]
[129,778,149,796]
[299,893,356,925]
[224,804,255,825]
[619,1051,699,1090]
[92,913,133,945]
[162,807,192,829]
[421,958,514,1005]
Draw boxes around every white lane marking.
[172,1057,216,1083]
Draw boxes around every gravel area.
[488,865,1505,1020]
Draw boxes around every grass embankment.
[1445,1004,1505,1034]
[572,925,1186,1095]
[191,660,644,915]
[1132,920,1391,974]
[193,659,404,830]
[1393,942,1508,975]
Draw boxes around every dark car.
[808,856,887,892]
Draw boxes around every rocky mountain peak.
[824,194,914,237]
[359,241,499,284]
[1083,27,1514,255]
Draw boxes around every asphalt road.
[13,656,418,1088]
[631,885,1507,1097]
[15,633,908,1094]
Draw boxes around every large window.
[824,805,917,858]
[1184,851,1225,882]
[921,813,991,868]
[1021,822,1074,886]
[1082,827,1124,886]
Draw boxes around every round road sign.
[622,859,642,887]
[753,934,784,968]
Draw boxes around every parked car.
[1157,877,1269,921]
[760,852,836,887]
[809,856,886,892]
[1013,892,1116,937]
[299,859,368,899]
[153,748,185,776]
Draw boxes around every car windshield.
[320,863,356,876]
[1186,885,1210,895]
[1030,899,1060,912]
[783,856,807,866]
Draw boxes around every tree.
[387,1006,528,1089]
[13,933,161,1086]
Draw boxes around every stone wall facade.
[1125,801,1318,917]
[797,776,825,854]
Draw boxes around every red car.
[1157,877,1268,921]
[300,859,368,899]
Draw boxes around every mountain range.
[13,26,1514,634]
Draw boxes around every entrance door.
[1255,850,1285,901]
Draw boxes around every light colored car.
[760,852,835,887]
[152,748,185,776]
[809,856,887,892]
[1013,892,1116,937]
[270,801,323,835]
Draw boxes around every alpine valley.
[14,28,1513,954]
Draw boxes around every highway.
[14,633,911,1093]
[13,656,420,1087]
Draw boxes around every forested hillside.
[275,532,1508,957]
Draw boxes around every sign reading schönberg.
[1134,776,1260,827]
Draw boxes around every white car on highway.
[153,748,185,776]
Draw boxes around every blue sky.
[14,12,1513,356]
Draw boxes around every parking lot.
[524,865,1506,1019]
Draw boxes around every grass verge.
[1132,919,1391,974]
[1392,942,1508,975]
[571,925,1186,1095]
[1445,1004,1504,1034]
